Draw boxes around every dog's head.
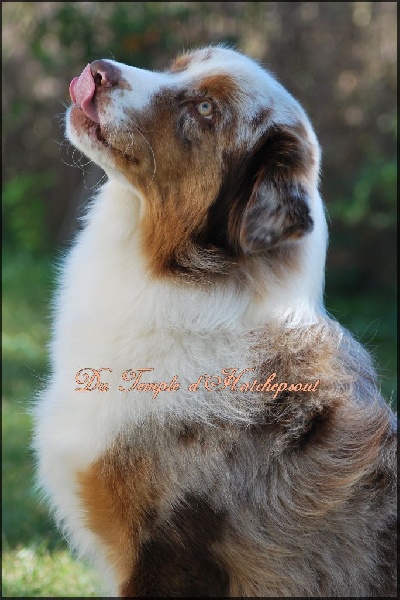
[67,46,325,285]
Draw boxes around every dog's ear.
[237,176,313,255]
[230,125,315,255]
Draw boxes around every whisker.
[176,20,189,54]
[58,99,70,109]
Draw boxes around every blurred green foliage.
[3,172,55,255]
[329,156,396,228]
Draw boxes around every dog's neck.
[76,178,327,333]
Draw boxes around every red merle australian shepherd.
[34,46,397,597]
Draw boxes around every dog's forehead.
[171,46,256,72]
[170,47,270,91]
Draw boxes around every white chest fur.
[35,181,256,478]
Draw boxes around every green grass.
[2,546,99,598]
[2,251,396,597]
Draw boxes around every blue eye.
[196,100,213,117]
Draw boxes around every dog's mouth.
[69,105,110,147]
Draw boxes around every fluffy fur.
[34,46,397,597]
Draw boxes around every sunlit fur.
[34,46,397,597]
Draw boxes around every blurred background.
[2,2,397,596]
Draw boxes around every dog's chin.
[67,106,139,175]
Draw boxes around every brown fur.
[77,452,160,586]
[170,54,193,73]
[110,113,314,281]
[196,74,241,103]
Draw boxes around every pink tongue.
[69,64,99,123]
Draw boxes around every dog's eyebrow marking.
[197,74,239,101]
[170,54,193,73]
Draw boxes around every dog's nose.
[90,60,119,89]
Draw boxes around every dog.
[34,46,397,597]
